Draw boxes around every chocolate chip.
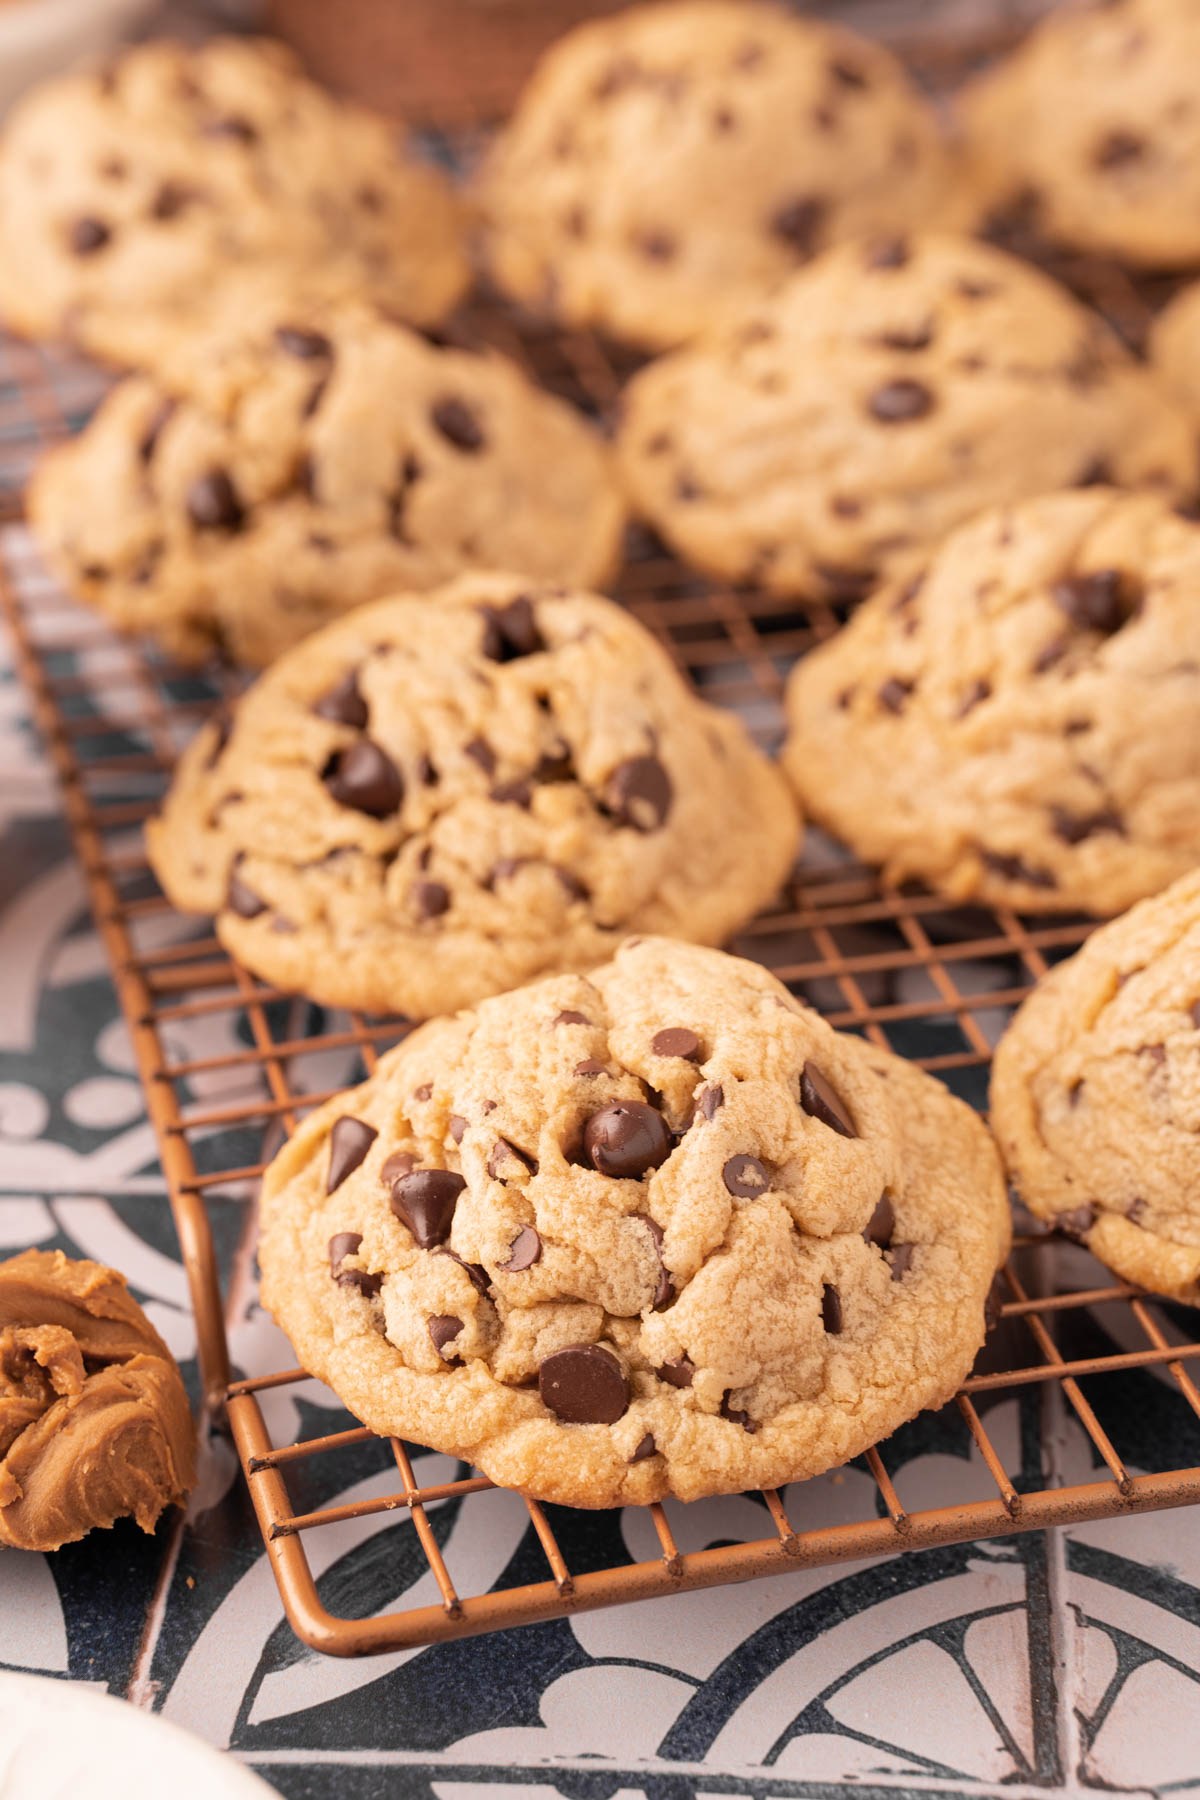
[634,228,677,261]
[227,870,266,919]
[877,677,913,714]
[70,216,111,255]
[658,1357,694,1388]
[696,1084,725,1121]
[204,114,258,142]
[770,195,825,257]
[876,322,933,353]
[1094,128,1145,168]
[1192,1001,1200,1029]
[465,736,496,776]
[584,1100,672,1179]
[603,756,672,831]
[1076,457,1113,488]
[574,1058,608,1078]
[313,669,368,729]
[553,1009,591,1027]
[651,1027,701,1060]
[328,1232,381,1298]
[630,1433,657,1462]
[864,1193,895,1248]
[720,1394,758,1433]
[539,1343,629,1423]
[1127,1198,1148,1226]
[275,324,333,359]
[499,1225,542,1271]
[722,1153,769,1197]
[326,1116,378,1192]
[979,848,1057,890]
[389,1169,466,1247]
[868,379,934,424]
[554,867,589,903]
[323,739,403,816]
[413,880,451,920]
[821,1283,843,1333]
[1053,569,1132,634]
[533,742,575,783]
[448,1115,468,1144]
[800,1063,857,1137]
[137,397,176,463]
[487,1138,538,1180]
[1034,637,1070,674]
[1057,1203,1095,1240]
[958,679,992,717]
[428,1315,463,1360]
[888,1242,914,1280]
[416,753,438,787]
[380,1150,416,1185]
[434,1246,491,1294]
[480,596,543,662]
[186,469,244,532]
[635,1213,673,1308]
[413,1085,433,1102]
[431,397,485,451]
[830,56,869,88]
[1051,806,1124,844]
[866,236,909,269]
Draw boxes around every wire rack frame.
[5,264,1200,1657]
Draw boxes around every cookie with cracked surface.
[145,575,800,1016]
[0,37,468,370]
[258,937,1010,1507]
[783,488,1200,916]
[28,298,625,668]
[991,868,1200,1302]
[961,0,1200,270]
[616,234,1196,602]
[477,0,965,352]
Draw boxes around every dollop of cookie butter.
[0,1249,195,1552]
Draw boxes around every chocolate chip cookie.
[258,936,1010,1506]
[478,0,964,352]
[1151,278,1200,422]
[146,576,800,1016]
[617,235,1197,601]
[991,868,1200,1302]
[783,488,1200,916]
[0,37,468,370]
[28,297,626,668]
[961,0,1200,269]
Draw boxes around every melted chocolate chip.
[554,1009,592,1027]
[722,1154,769,1197]
[389,1169,466,1247]
[428,1315,463,1359]
[584,1101,672,1178]
[187,469,244,532]
[480,596,544,662]
[1053,569,1133,634]
[539,1344,629,1423]
[313,669,368,729]
[868,379,934,423]
[877,677,913,714]
[275,324,333,359]
[658,1357,694,1388]
[70,216,111,255]
[888,1242,914,1280]
[770,195,825,257]
[323,739,403,816]
[227,870,266,919]
[500,1225,542,1271]
[431,396,485,451]
[864,1193,895,1248]
[603,756,672,831]
[328,1232,381,1298]
[1051,806,1124,844]
[380,1150,416,1185]
[635,1213,673,1308]
[651,1027,701,1060]
[821,1283,843,1333]
[800,1063,857,1137]
[696,1084,725,1121]
[630,1433,657,1462]
[1057,1203,1095,1240]
[326,1116,378,1193]
[413,880,451,920]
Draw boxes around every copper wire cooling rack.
[6,297,1200,1656]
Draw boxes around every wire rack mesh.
[5,13,1200,1649]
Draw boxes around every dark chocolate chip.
[603,756,672,831]
[1034,637,1070,674]
[770,195,825,257]
[70,216,111,255]
[389,1168,466,1247]
[428,1314,463,1360]
[413,880,451,920]
[1076,457,1113,488]
[800,1063,857,1137]
[696,1084,725,1121]
[573,1058,607,1078]
[448,1115,468,1144]
[275,324,333,359]
[500,1225,542,1271]
[888,1242,914,1280]
[480,596,544,662]
[313,669,368,729]
[416,753,438,787]
[1094,128,1145,168]
[431,396,485,451]
[867,236,909,269]
[864,1193,895,1248]
[722,1153,769,1197]
[868,379,934,424]
[658,1357,694,1388]
[1127,1198,1148,1226]
[137,397,176,463]
[204,114,258,142]
[877,677,913,714]
[821,1283,843,1333]
[1051,806,1124,844]
[554,866,589,903]
[979,847,1057,890]
[958,679,992,717]
[630,1432,657,1462]
[323,739,403,816]
[533,741,575,783]
[328,1232,382,1298]
[830,56,868,88]
[380,1150,416,1185]
[635,1212,673,1308]
[1057,1204,1095,1240]
[326,1116,378,1193]
[553,1009,591,1027]
[186,468,244,532]
[876,321,933,352]
[487,1138,538,1180]
[720,1394,758,1432]
[651,1027,701,1060]
[584,1100,671,1178]
[1053,569,1132,634]
[434,1245,491,1294]
[539,1343,629,1423]
[464,736,496,776]
[227,870,266,919]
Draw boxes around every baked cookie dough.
[617,235,1197,601]
[961,0,1200,270]
[0,37,468,370]
[1151,279,1200,423]
[0,1249,195,1552]
[259,936,1010,1506]
[783,488,1200,917]
[991,868,1200,1302]
[146,575,800,1016]
[477,0,963,351]
[28,297,625,667]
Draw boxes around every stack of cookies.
[11,0,1200,1508]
